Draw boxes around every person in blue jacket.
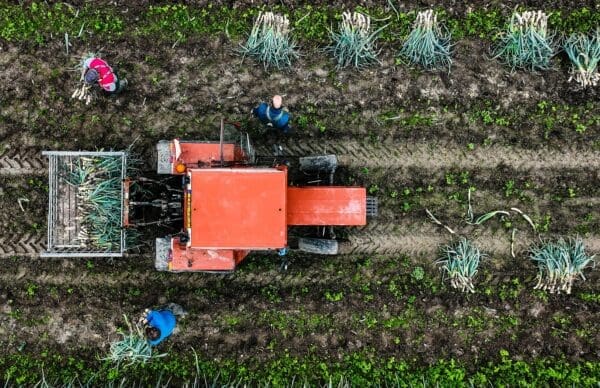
[142,307,177,346]
[252,95,292,134]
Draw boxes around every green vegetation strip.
[1,3,598,44]
[2,350,600,386]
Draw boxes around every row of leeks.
[530,238,595,295]
[437,237,595,295]
[429,189,595,295]
[239,11,299,70]
[326,11,386,69]
[240,9,598,88]
[67,156,123,251]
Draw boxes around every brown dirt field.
[0,8,598,378]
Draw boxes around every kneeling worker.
[83,56,127,95]
[142,308,176,346]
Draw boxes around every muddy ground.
[0,1,599,379]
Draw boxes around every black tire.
[299,155,337,173]
[298,238,339,255]
[155,237,170,271]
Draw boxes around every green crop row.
[0,3,598,44]
[2,349,599,386]
[0,3,124,43]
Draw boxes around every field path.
[257,141,600,171]
[1,143,597,176]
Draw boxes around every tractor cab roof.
[187,167,287,250]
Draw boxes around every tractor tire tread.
[0,233,46,257]
[0,147,47,176]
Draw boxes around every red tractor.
[43,122,376,272]
[154,123,377,272]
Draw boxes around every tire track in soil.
[257,141,600,171]
[0,148,47,176]
[1,142,595,176]
[0,143,597,258]
[0,197,596,258]
[374,196,600,238]
[343,221,600,256]
[0,233,46,257]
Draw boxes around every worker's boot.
[112,78,128,95]
[272,144,284,156]
[165,302,187,318]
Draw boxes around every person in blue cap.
[141,303,184,346]
[252,95,292,134]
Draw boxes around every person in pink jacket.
[83,57,127,94]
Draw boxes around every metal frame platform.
[41,151,127,258]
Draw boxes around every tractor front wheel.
[299,155,338,173]
[298,238,338,255]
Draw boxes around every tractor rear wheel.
[299,155,338,173]
[298,238,338,255]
